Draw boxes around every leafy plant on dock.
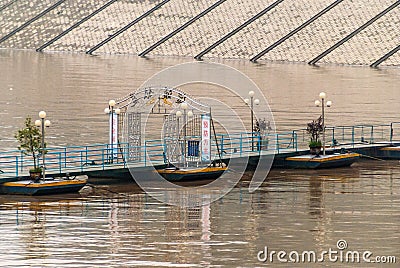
[15,117,45,173]
[254,118,272,150]
[307,116,323,148]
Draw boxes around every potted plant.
[307,116,323,155]
[254,118,272,150]
[15,117,44,179]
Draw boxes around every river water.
[0,49,399,267]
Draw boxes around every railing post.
[221,135,224,156]
[85,146,88,166]
[144,141,147,167]
[370,126,374,144]
[20,151,24,172]
[123,145,126,167]
[342,127,344,143]
[59,153,62,174]
[292,131,295,150]
[240,133,243,156]
[102,148,105,170]
[332,128,335,146]
[276,134,280,154]
[106,144,109,163]
[80,151,83,172]
[361,125,364,142]
[126,143,129,167]
[352,126,355,148]
[390,123,393,143]
[15,156,18,177]
[64,148,67,168]
[125,144,129,167]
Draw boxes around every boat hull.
[285,153,360,169]
[1,177,87,195]
[157,167,227,181]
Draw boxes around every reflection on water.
[0,161,399,267]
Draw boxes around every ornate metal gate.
[115,86,209,165]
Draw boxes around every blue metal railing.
[1,123,398,178]
[292,123,395,149]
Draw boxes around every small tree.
[307,116,323,147]
[15,117,43,172]
[253,118,271,134]
[254,118,272,150]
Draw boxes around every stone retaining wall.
[0,0,398,66]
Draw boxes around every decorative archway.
[116,86,211,164]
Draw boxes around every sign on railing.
[201,114,211,162]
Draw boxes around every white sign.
[201,115,211,162]
[109,112,118,159]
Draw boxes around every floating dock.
[284,153,360,169]
[377,146,400,159]
[1,122,400,182]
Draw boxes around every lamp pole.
[104,100,120,163]
[245,91,259,151]
[315,92,332,155]
[35,111,51,180]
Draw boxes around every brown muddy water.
[0,50,399,267]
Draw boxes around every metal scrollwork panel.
[127,112,141,162]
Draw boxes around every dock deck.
[1,122,400,182]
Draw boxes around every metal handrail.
[1,124,398,178]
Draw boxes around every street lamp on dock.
[314,92,332,155]
[104,100,121,163]
[244,91,259,151]
[34,111,51,179]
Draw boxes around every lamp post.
[244,91,259,151]
[104,100,121,163]
[34,111,51,180]
[314,92,332,155]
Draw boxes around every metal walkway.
[1,123,399,181]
